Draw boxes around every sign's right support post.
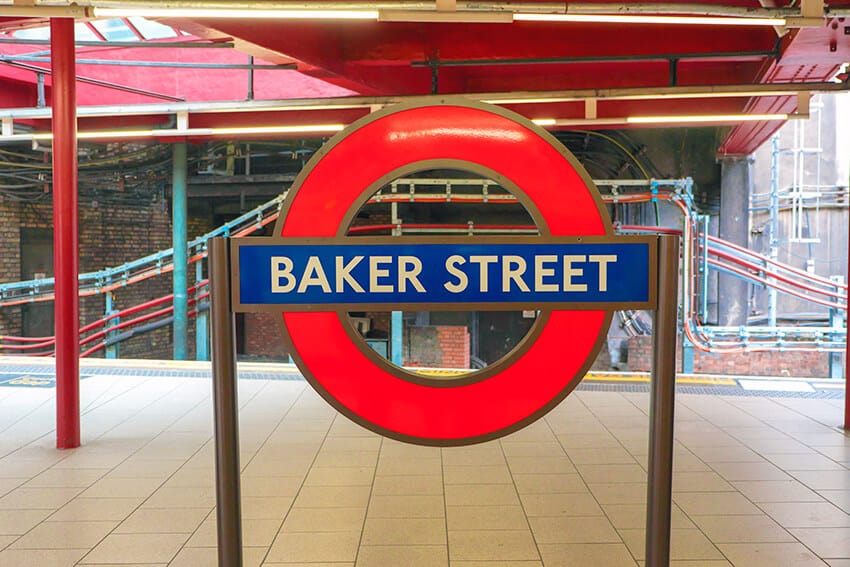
[645,234,680,567]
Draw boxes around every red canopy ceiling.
[0,1,848,154]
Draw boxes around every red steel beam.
[50,18,80,449]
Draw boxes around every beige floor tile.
[242,496,294,519]
[187,517,284,547]
[356,544,448,567]
[513,474,587,494]
[791,528,850,558]
[732,480,824,503]
[566,447,637,465]
[761,502,850,528]
[672,471,734,493]
[692,515,794,543]
[80,533,189,564]
[500,442,566,457]
[81,477,164,498]
[0,486,82,509]
[529,516,620,544]
[520,492,603,517]
[710,461,792,481]
[10,520,116,549]
[282,507,366,532]
[444,465,513,485]
[107,459,184,479]
[115,507,210,533]
[445,484,520,507]
[141,485,215,508]
[792,470,850,490]
[449,530,539,561]
[169,545,265,567]
[49,497,143,522]
[507,457,576,475]
[820,490,850,513]
[827,561,850,567]
[589,483,646,505]
[602,504,693,530]
[362,518,446,545]
[538,543,637,567]
[577,464,647,483]
[375,457,440,476]
[266,531,360,563]
[447,505,528,530]
[0,509,52,535]
[718,542,829,567]
[674,492,762,516]
[368,495,444,518]
[314,451,379,469]
[294,485,371,508]
[24,468,108,488]
[0,535,14,550]
[372,475,443,496]
[620,528,724,561]
[241,476,303,498]
[305,466,374,487]
[765,453,846,471]
[0,549,87,566]
[451,562,542,567]
[442,446,506,466]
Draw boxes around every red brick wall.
[404,325,470,369]
[242,313,287,359]
[0,197,216,360]
[627,335,832,378]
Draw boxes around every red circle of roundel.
[278,102,612,446]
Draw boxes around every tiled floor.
[0,363,847,566]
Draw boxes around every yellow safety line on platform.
[583,372,737,386]
[411,368,738,385]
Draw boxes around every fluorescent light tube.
[93,7,379,19]
[514,13,786,26]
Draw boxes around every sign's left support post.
[209,237,243,567]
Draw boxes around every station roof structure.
[0,0,849,155]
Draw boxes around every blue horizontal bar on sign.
[232,238,655,311]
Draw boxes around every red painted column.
[50,18,80,449]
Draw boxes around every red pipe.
[51,19,79,450]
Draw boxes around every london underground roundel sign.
[231,100,657,446]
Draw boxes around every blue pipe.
[172,142,188,360]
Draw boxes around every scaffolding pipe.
[50,18,80,450]
[173,142,189,360]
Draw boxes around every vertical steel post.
[196,258,210,361]
[391,311,403,365]
[845,208,850,429]
[51,18,80,450]
[105,291,119,359]
[645,234,680,567]
[209,238,243,567]
[173,142,189,360]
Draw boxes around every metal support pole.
[845,206,850,429]
[196,258,210,361]
[645,234,680,567]
[173,142,189,360]
[209,237,243,567]
[391,311,403,366]
[51,18,80,450]
[105,291,119,359]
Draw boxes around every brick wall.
[404,325,470,369]
[242,313,287,359]
[0,197,217,360]
[626,335,833,378]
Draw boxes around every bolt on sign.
[210,100,679,567]
[230,100,658,446]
